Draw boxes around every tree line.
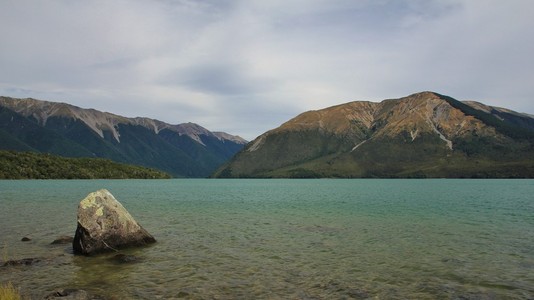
[0,151,171,179]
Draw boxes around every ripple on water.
[1,179,533,299]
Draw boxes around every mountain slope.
[214,92,534,178]
[0,96,247,177]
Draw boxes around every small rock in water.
[72,189,156,255]
[21,236,31,241]
[51,235,74,245]
[177,291,190,298]
[2,257,41,267]
[111,253,140,264]
[44,288,105,300]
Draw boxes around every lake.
[1,179,533,299]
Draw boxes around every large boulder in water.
[73,189,156,255]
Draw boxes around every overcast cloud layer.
[1,0,533,140]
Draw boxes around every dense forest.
[0,151,171,179]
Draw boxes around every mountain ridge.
[0,96,247,144]
[214,91,534,178]
[0,96,247,177]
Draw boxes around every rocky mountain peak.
[212,132,248,144]
[1,96,248,177]
[216,92,534,178]
[0,96,244,145]
[372,92,496,146]
[0,96,128,141]
[171,122,214,145]
[265,91,503,151]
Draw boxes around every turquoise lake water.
[0,179,533,299]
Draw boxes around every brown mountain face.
[214,92,534,178]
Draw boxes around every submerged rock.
[2,257,41,267]
[110,253,140,264]
[21,236,31,241]
[51,235,74,245]
[44,288,105,300]
[72,189,156,255]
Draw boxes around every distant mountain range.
[0,96,247,177]
[214,92,534,178]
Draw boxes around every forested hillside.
[0,151,171,179]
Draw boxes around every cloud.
[386,0,534,108]
[160,63,275,96]
[1,0,534,140]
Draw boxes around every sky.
[1,0,533,141]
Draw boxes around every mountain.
[0,96,247,177]
[214,92,534,178]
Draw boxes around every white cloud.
[1,0,534,140]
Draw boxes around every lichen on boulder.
[73,189,156,255]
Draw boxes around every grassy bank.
[0,282,23,300]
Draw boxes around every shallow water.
[1,179,533,299]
